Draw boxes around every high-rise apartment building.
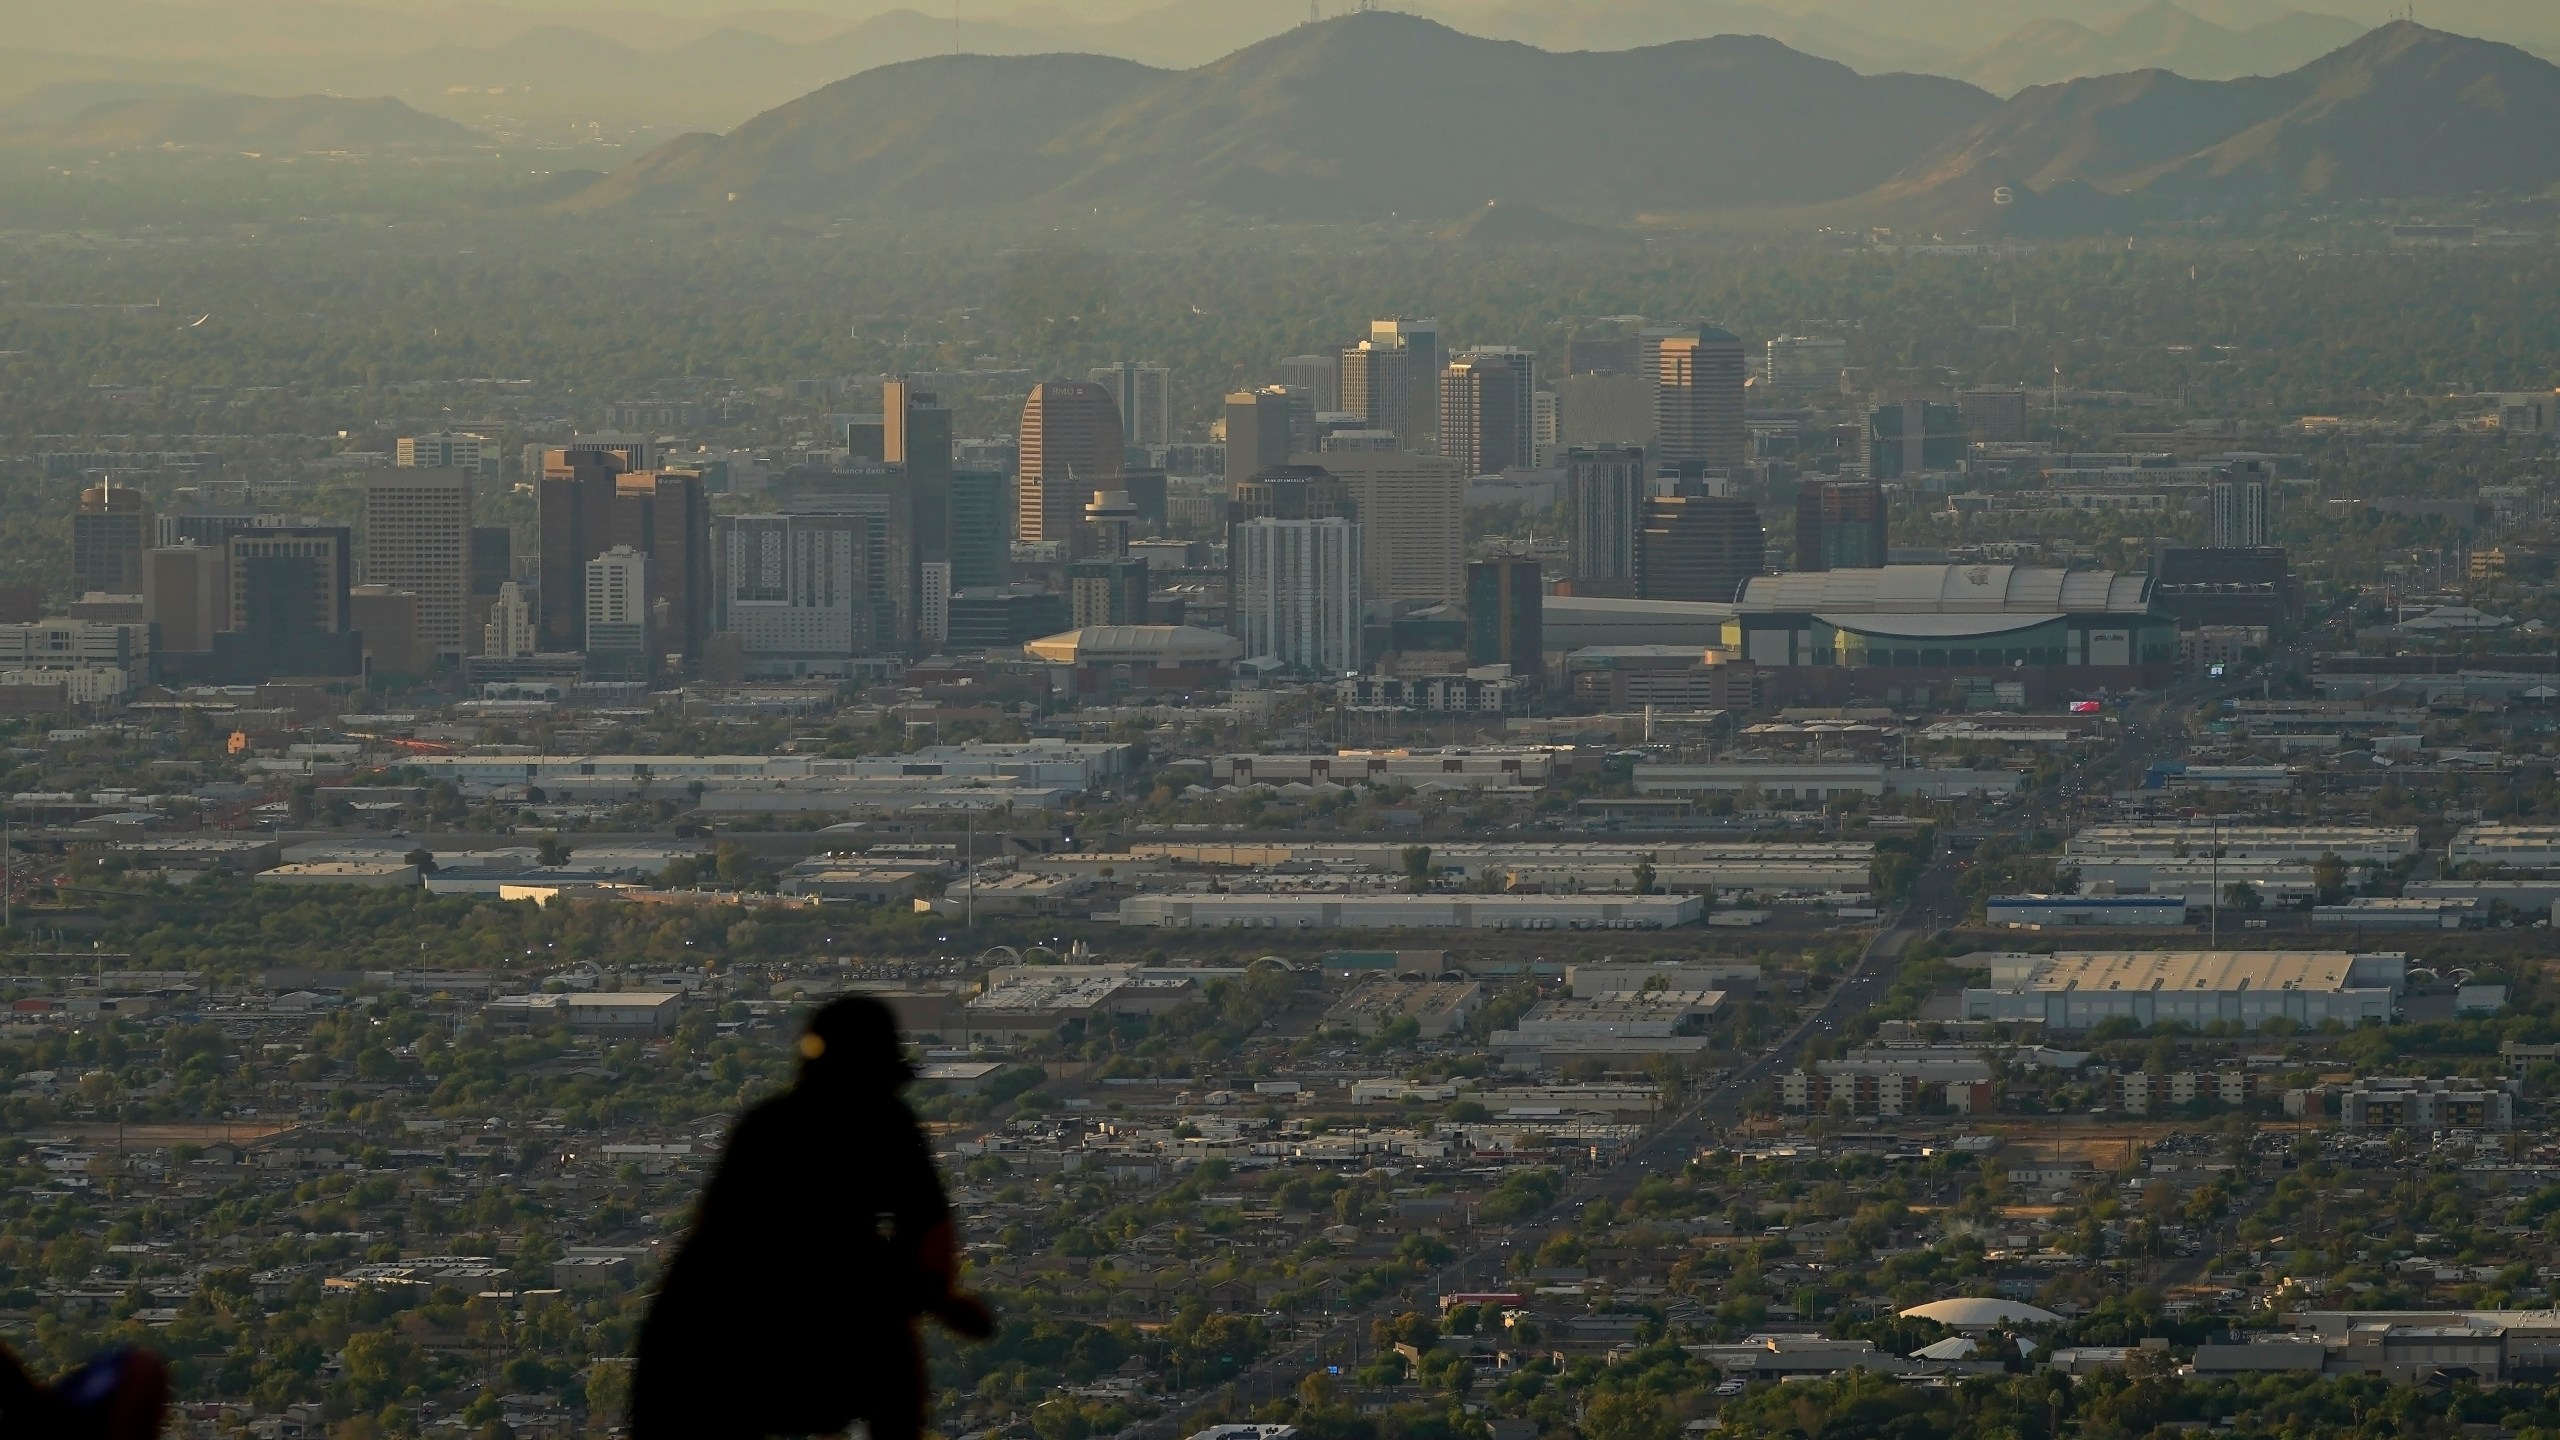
[1639,493,1764,603]
[1232,517,1362,675]
[713,512,863,677]
[396,433,490,474]
[1275,354,1340,413]
[2210,466,2271,548]
[1655,325,1748,473]
[1286,451,1464,606]
[1532,390,1559,468]
[1440,348,1537,475]
[777,478,917,654]
[362,468,473,662]
[1567,446,1647,590]
[919,562,951,648]
[1090,362,1173,450]
[1795,481,1887,572]
[1958,388,2031,443]
[584,546,651,676]
[1224,389,1297,477]
[74,482,151,597]
[483,581,536,659]
[1018,381,1125,558]
[1467,557,1543,679]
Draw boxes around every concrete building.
[1795,481,1886,572]
[1023,624,1241,695]
[2210,466,2272,548]
[2313,896,2486,929]
[706,511,863,677]
[1761,335,1845,394]
[0,618,151,686]
[255,862,423,889]
[1440,348,1536,475]
[2339,1076,2515,1131]
[349,585,426,675]
[143,544,223,655]
[537,449,710,663]
[1231,516,1361,674]
[1114,893,1703,930]
[584,546,651,675]
[1290,451,1465,606]
[362,468,473,661]
[2447,823,2560,871]
[1467,557,1542,678]
[563,992,683,1035]
[396,433,490,473]
[1566,963,1762,996]
[1211,750,1550,788]
[1224,388,1297,476]
[482,581,537,659]
[1961,950,2406,1030]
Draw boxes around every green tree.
[2312,850,2348,903]
[1403,845,1433,895]
[1631,854,1657,896]
[535,834,572,867]
[1582,1389,1676,1440]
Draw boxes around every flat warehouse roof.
[1994,951,2386,993]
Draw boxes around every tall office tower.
[1464,347,1537,468]
[1018,381,1125,557]
[919,561,951,648]
[1275,354,1340,413]
[947,471,1011,591]
[1638,493,1764,603]
[884,377,954,483]
[469,525,511,655]
[1090,362,1173,450]
[1654,324,1748,472]
[1958,387,2030,443]
[1224,389,1297,477]
[1760,336,1846,395]
[1467,557,1543,679]
[1566,445,1647,589]
[143,545,221,653]
[1070,491,1149,629]
[350,586,427,675]
[396,433,489,473]
[1232,516,1362,674]
[2210,466,2271,548]
[74,482,151,596]
[1337,340,1409,447]
[1439,351,1535,475]
[483,581,537,659]
[1866,402,1967,479]
[1289,451,1465,606]
[1531,390,1558,468]
[1794,480,1888,572]
[537,448,710,664]
[362,468,472,662]
[1372,318,1442,450]
[713,512,862,677]
[585,547,651,676]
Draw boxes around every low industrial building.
[1209,750,1554,789]
[1960,950,2406,1030]
[2447,822,2560,872]
[563,992,683,1035]
[1632,762,2020,802]
[253,861,422,889]
[1493,990,1724,1068]
[1565,962,1761,997]
[2312,896,2486,929]
[2067,823,2419,867]
[1321,978,1486,1038]
[1112,893,1703,930]
[961,965,1199,1043]
[2070,857,2317,906]
[1986,894,2188,927]
[779,866,934,904]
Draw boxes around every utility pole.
[965,809,975,930]
[2210,813,2220,948]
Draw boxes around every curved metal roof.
[1898,1297,2063,1328]
[1815,612,2062,640]
[1738,565,2151,616]
[1022,626,1243,665]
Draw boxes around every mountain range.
[0,91,480,150]
[564,12,2560,230]
[0,0,2552,139]
[566,13,1996,219]
[1869,19,2560,229]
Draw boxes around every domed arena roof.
[1897,1297,2062,1329]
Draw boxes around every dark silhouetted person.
[0,1341,169,1440]
[634,996,995,1440]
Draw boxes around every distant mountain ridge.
[1864,21,2560,228]
[8,92,479,151]
[570,12,1998,219]
[1951,1,2367,93]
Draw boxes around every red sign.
[2068,700,2103,714]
